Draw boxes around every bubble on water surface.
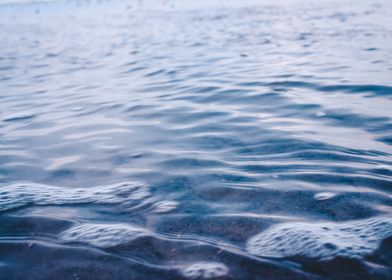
[247,216,392,260]
[0,181,149,212]
[61,223,147,247]
[181,262,229,279]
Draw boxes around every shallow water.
[0,0,392,279]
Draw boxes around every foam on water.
[247,216,392,260]
[60,223,147,247]
[181,262,229,279]
[0,182,149,211]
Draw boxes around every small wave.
[2,112,36,122]
[247,216,392,260]
[151,200,179,213]
[262,81,392,97]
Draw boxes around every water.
[0,0,392,279]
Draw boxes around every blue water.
[0,0,392,279]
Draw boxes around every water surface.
[0,0,392,279]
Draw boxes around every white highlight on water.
[314,192,337,201]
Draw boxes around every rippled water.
[1,0,392,279]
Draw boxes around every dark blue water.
[0,0,392,279]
